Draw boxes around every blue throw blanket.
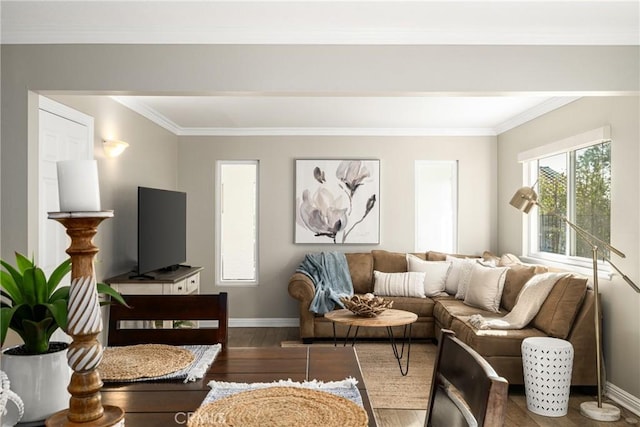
[296,252,354,314]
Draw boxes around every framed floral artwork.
[295,159,380,244]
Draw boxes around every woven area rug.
[281,341,436,410]
[191,380,368,427]
[100,344,222,383]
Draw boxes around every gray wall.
[45,95,181,280]
[2,94,180,348]
[179,135,497,319]
[497,96,640,398]
[3,44,637,258]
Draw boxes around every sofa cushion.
[426,251,448,261]
[532,275,588,339]
[500,265,537,311]
[427,251,476,261]
[372,250,408,273]
[497,253,522,266]
[373,271,426,298]
[346,253,374,294]
[450,317,547,357]
[482,251,500,266]
[433,297,500,329]
[463,264,509,313]
[385,295,435,318]
[406,254,451,297]
[497,253,550,274]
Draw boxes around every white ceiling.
[3,1,638,46]
[3,1,637,136]
[112,95,579,136]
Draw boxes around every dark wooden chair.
[107,293,228,348]
[425,329,509,427]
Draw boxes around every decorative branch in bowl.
[340,293,393,317]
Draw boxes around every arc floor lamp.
[510,186,640,422]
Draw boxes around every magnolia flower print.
[297,160,378,244]
[313,167,326,184]
[297,188,348,243]
[341,194,376,243]
[337,161,370,200]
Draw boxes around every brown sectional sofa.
[288,249,597,386]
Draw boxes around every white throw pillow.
[373,270,427,298]
[463,263,509,313]
[446,256,478,298]
[406,254,452,297]
[454,261,476,300]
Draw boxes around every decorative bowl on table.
[340,293,393,317]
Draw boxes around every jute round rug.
[99,344,195,381]
[187,386,368,427]
[280,341,436,410]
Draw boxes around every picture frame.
[295,159,380,244]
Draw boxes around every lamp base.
[580,401,620,422]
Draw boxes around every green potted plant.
[0,252,128,423]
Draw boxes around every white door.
[38,97,94,343]
[38,96,94,277]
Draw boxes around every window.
[520,127,611,267]
[215,161,259,284]
[415,160,458,253]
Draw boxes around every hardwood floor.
[228,327,640,427]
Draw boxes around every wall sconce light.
[103,139,129,157]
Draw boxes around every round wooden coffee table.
[324,308,418,376]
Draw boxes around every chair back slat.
[108,293,228,348]
[425,329,508,427]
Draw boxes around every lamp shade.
[509,186,538,214]
[56,160,101,212]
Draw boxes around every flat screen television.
[137,186,187,276]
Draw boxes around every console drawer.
[171,272,200,294]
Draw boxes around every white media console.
[105,266,202,329]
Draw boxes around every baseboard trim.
[607,381,640,417]
[200,318,300,328]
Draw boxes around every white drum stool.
[521,337,574,417]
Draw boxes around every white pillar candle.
[56,160,101,212]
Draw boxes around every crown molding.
[4,28,639,46]
[177,127,497,137]
[493,96,581,135]
[111,96,182,135]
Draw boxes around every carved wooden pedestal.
[45,212,124,427]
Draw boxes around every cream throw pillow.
[463,263,509,313]
[373,270,427,298]
[447,256,477,299]
[406,254,451,297]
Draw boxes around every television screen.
[137,187,187,275]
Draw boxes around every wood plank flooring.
[228,327,640,427]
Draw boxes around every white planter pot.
[1,343,71,425]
